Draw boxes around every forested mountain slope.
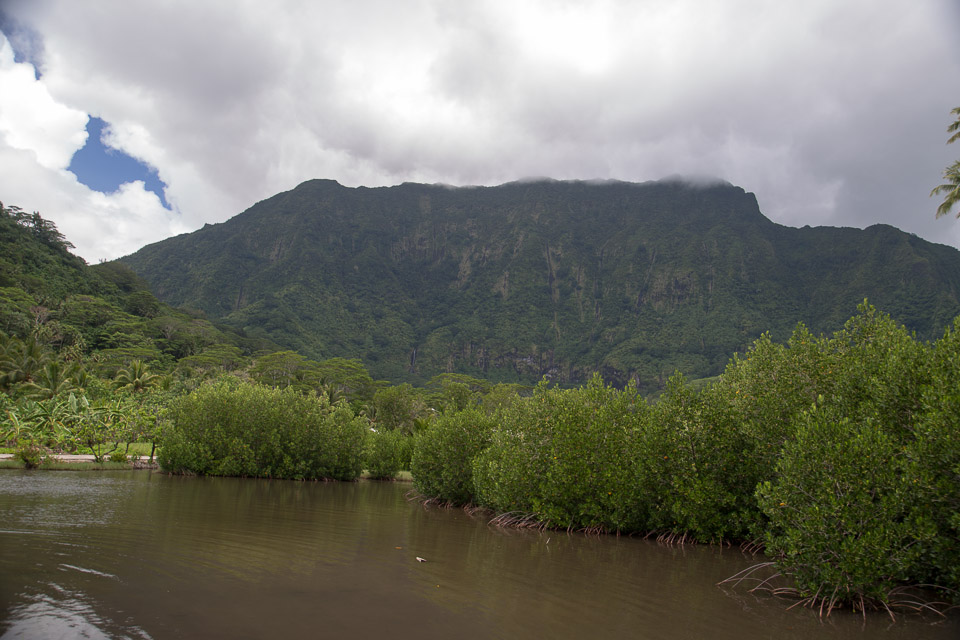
[120,179,960,390]
[0,201,276,371]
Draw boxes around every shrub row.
[154,303,959,608]
[410,304,960,608]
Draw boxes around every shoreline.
[0,455,413,480]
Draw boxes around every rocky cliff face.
[120,178,960,391]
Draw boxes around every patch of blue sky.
[68,116,170,208]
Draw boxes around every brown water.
[0,471,955,639]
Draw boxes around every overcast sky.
[1,0,959,263]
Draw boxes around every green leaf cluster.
[363,428,411,480]
[472,375,645,530]
[410,406,496,505]
[159,381,367,480]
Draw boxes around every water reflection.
[1,470,956,639]
[4,583,152,640]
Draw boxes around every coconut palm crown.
[114,359,160,393]
[932,106,960,218]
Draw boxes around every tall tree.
[932,106,960,218]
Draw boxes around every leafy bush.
[363,429,407,479]
[15,438,45,468]
[755,305,943,607]
[411,406,495,505]
[905,318,960,593]
[159,382,367,480]
[637,326,832,542]
[472,376,646,531]
[757,407,929,605]
[636,373,758,541]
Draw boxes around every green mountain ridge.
[119,178,960,392]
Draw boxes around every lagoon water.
[0,470,956,639]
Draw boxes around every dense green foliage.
[121,178,960,394]
[411,406,496,504]
[909,322,960,590]
[159,382,367,480]
[473,376,644,530]
[363,428,411,480]
[407,303,960,611]
[0,201,105,302]
[0,202,347,464]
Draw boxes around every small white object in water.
[416,557,426,563]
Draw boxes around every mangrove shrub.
[472,376,646,531]
[363,428,412,480]
[159,381,367,480]
[411,405,495,505]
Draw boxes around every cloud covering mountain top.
[1,0,958,261]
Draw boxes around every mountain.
[119,178,960,392]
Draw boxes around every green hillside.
[120,179,960,392]
[0,201,276,375]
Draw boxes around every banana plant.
[24,397,76,451]
[74,398,127,463]
[1,408,35,446]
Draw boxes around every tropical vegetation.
[411,303,960,614]
[3,197,960,617]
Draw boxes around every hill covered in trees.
[0,200,281,379]
[120,178,960,392]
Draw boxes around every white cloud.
[0,34,86,169]
[0,32,190,261]
[1,0,959,260]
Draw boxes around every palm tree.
[932,106,960,218]
[948,106,960,145]
[114,360,160,393]
[21,360,78,400]
[0,337,50,389]
[932,160,960,219]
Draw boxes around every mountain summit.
[120,178,960,391]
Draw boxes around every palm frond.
[947,106,960,145]
[932,160,960,218]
